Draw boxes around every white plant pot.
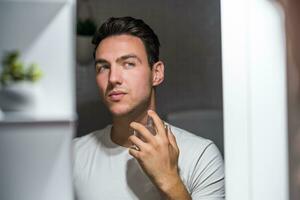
[76,35,94,65]
[0,82,38,111]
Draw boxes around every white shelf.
[0,110,77,123]
[0,0,72,3]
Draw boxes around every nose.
[108,65,123,85]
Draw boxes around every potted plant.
[77,18,97,65]
[0,51,43,111]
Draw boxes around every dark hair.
[92,16,160,67]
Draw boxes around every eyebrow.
[94,59,109,66]
[94,54,142,66]
[116,54,142,64]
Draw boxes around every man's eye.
[124,62,136,68]
[96,65,109,73]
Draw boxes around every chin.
[106,96,151,118]
[108,105,134,117]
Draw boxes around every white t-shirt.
[73,124,225,200]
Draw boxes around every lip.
[108,91,127,101]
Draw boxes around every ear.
[151,61,165,86]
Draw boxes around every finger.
[131,144,140,151]
[128,135,146,151]
[130,122,156,144]
[128,147,140,159]
[167,125,178,150]
[147,110,166,138]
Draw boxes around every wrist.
[159,174,182,193]
[159,177,191,200]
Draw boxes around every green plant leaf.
[0,51,43,86]
[26,63,43,82]
[2,51,19,66]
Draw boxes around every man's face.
[94,34,155,117]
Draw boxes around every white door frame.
[221,0,289,199]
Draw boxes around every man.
[73,16,224,200]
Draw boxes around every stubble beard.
[105,90,153,121]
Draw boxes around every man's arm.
[128,110,192,200]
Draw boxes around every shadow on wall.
[0,2,64,53]
[76,100,112,137]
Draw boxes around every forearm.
[158,177,192,200]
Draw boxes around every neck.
[111,91,156,148]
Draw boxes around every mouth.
[107,91,127,101]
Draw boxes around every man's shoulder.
[169,123,223,164]
[169,124,213,148]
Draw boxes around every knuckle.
[152,142,160,149]
[143,145,152,153]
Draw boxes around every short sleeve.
[189,142,225,200]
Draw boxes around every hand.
[128,110,180,192]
